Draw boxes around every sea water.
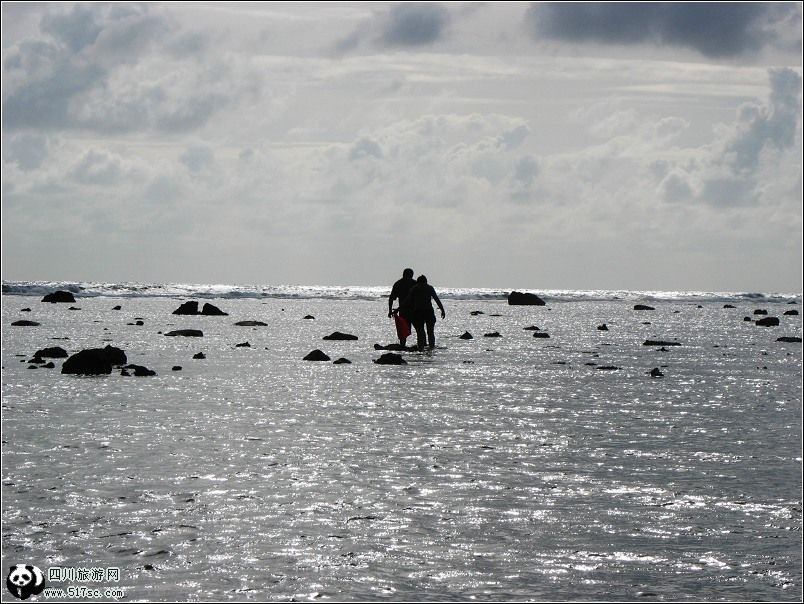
[1,283,801,602]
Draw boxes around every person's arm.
[432,289,445,319]
[388,284,397,317]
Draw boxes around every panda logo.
[6,565,45,600]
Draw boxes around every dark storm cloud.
[380,3,449,47]
[526,2,795,58]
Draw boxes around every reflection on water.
[2,296,801,601]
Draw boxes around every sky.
[1,2,802,292]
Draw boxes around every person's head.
[417,275,427,284]
[403,268,414,279]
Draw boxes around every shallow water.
[2,294,801,601]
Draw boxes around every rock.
[234,320,268,326]
[322,332,359,341]
[42,290,76,303]
[164,329,203,337]
[201,303,228,316]
[122,364,157,376]
[112,305,122,310]
[303,315,315,320]
[62,349,113,375]
[755,317,780,327]
[523,325,540,331]
[373,353,407,365]
[784,309,799,315]
[32,346,69,360]
[470,310,485,315]
[643,340,681,346]
[777,336,802,343]
[723,304,736,309]
[507,291,546,306]
[597,366,620,370]
[192,352,206,359]
[120,369,130,376]
[374,343,416,351]
[484,332,502,338]
[43,362,55,369]
[68,306,81,311]
[12,320,40,326]
[649,368,664,377]
[459,332,473,340]
[172,301,199,315]
[634,304,655,311]
[753,309,768,315]
[743,316,753,322]
[597,324,609,331]
[20,308,31,312]
[235,342,251,347]
[172,366,182,371]
[533,332,550,338]
[303,349,331,361]
[100,345,127,365]
[333,358,352,364]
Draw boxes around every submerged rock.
[484,332,502,338]
[597,324,609,331]
[649,368,664,378]
[532,332,550,339]
[234,320,268,326]
[634,304,655,311]
[322,331,358,341]
[507,291,546,306]
[784,309,799,316]
[643,340,681,346]
[374,343,416,351]
[373,352,407,365]
[333,358,352,364]
[596,365,620,371]
[303,315,315,320]
[122,364,157,376]
[776,336,802,343]
[12,320,40,326]
[303,349,331,361]
[755,317,780,327]
[523,325,541,331]
[459,332,474,340]
[193,352,206,359]
[164,329,203,337]
[42,290,76,303]
[753,309,768,315]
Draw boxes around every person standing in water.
[388,268,416,346]
[405,275,446,351]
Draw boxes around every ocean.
[2,281,801,602]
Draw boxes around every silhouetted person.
[405,275,445,351]
[388,268,416,346]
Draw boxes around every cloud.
[180,144,216,174]
[380,3,449,47]
[525,2,799,58]
[3,133,49,171]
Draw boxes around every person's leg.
[426,319,436,348]
[413,321,426,351]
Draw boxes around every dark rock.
[112,305,122,310]
[322,332,359,341]
[123,364,157,376]
[643,340,681,346]
[12,320,40,326]
[484,332,502,338]
[43,362,55,369]
[649,368,664,377]
[743,316,753,322]
[373,353,407,365]
[193,352,206,359]
[20,308,31,312]
[533,332,550,338]
[32,346,68,360]
[235,342,251,347]
[723,304,736,309]
[333,358,352,364]
[596,366,620,370]
[68,306,81,311]
[303,349,330,361]
[172,366,182,371]
[42,290,76,303]
[101,345,127,365]
[120,369,130,376]
[634,304,655,311]
[234,320,268,326]
[303,315,315,320]
[777,336,802,343]
[164,329,203,337]
[374,343,416,351]
[597,324,608,331]
[172,301,199,315]
[507,291,546,306]
[459,332,474,340]
[523,325,541,331]
[784,309,799,315]
[753,309,768,315]
[470,311,485,316]
[201,303,227,316]
[755,317,779,327]
[62,349,113,375]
